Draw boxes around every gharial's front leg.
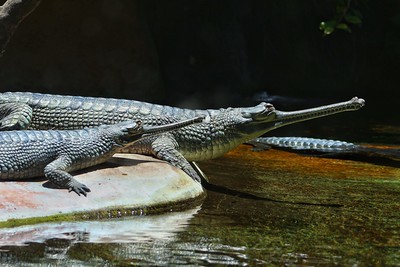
[0,103,32,130]
[44,156,91,196]
[151,136,203,183]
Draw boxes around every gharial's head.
[99,120,143,145]
[231,102,276,139]
[231,97,365,139]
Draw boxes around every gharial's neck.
[176,108,249,161]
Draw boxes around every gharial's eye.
[265,103,275,111]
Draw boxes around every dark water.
[0,113,399,266]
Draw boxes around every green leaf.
[319,21,326,30]
[319,21,337,35]
[336,23,352,33]
[345,14,362,25]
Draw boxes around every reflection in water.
[0,207,201,265]
[0,205,253,266]
[0,207,199,246]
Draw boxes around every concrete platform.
[0,154,205,227]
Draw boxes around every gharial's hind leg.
[44,156,91,196]
[0,103,32,130]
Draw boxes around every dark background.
[0,0,398,141]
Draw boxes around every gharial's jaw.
[115,116,205,145]
[270,96,365,131]
[238,97,365,137]
[132,116,205,139]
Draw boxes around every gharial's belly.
[0,163,46,180]
[180,141,241,162]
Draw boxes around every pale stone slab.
[0,154,204,224]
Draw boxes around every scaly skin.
[0,116,203,196]
[251,137,358,152]
[250,136,400,166]
[0,92,365,182]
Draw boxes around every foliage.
[319,0,363,36]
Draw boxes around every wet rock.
[0,154,204,226]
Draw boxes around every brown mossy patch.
[226,145,400,180]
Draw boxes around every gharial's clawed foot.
[0,115,30,130]
[0,121,24,130]
[0,103,33,130]
[68,181,91,197]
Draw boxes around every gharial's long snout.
[139,116,205,135]
[269,96,365,131]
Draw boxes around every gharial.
[0,92,365,183]
[0,116,203,196]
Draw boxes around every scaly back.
[0,92,208,130]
